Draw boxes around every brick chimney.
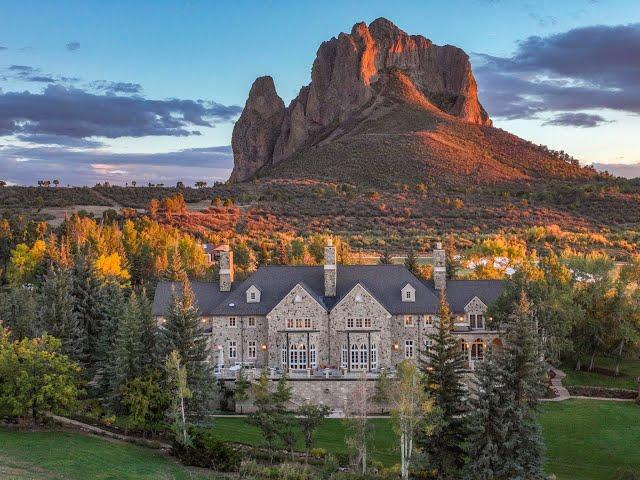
[324,239,337,297]
[219,247,234,292]
[433,242,446,291]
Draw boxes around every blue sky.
[1,0,639,185]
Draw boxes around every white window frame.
[310,344,317,368]
[471,339,484,361]
[228,341,237,359]
[247,316,256,327]
[371,343,378,369]
[404,315,414,327]
[247,341,256,359]
[470,314,485,330]
[364,318,372,328]
[405,340,414,359]
[347,318,354,329]
[341,344,348,368]
[228,317,237,328]
[424,315,433,326]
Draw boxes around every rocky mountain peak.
[231,18,492,182]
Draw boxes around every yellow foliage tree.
[94,252,130,281]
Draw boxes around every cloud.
[0,45,7,51]
[4,65,66,84]
[91,80,143,94]
[0,144,234,185]
[542,112,611,128]
[66,41,80,51]
[15,134,105,148]
[593,163,640,179]
[475,23,640,122]
[0,84,242,139]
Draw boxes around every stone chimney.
[219,247,234,292]
[433,242,446,291]
[324,239,337,297]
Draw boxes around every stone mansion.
[152,241,504,376]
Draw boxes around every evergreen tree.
[137,288,160,371]
[37,265,84,360]
[276,241,289,265]
[71,251,106,366]
[108,292,146,405]
[417,290,468,479]
[405,248,420,277]
[0,285,37,340]
[379,248,393,265]
[161,276,212,416]
[465,292,546,480]
[95,281,127,395]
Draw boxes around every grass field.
[207,400,640,480]
[0,429,222,480]
[1,400,639,480]
[561,357,640,390]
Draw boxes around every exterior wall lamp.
[261,344,268,351]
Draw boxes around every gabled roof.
[151,280,233,316]
[151,267,505,317]
[432,279,504,312]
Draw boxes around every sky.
[0,0,639,186]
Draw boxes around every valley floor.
[1,400,638,480]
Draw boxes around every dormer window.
[246,285,261,303]
[401,283,416,302]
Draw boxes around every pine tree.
[161,276,212,416]
[137,288,160,371]
[405,248,420,277]
[71,251,106,366]
[0,285,37,340]
[464,292,546,480]
[108,292,146,405]
[276,241,289,265]
[417,290,468,479]
[95,281,127,395]
[379,248,393,265]
[37,265,84,360]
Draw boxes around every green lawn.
[561,357,640,390]
[2,400,639,480]
[208,400,640,480]
[0,429,222,480]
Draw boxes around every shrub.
[172,428,241,472]
[310,447,327,459]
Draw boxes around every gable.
[464,296,487,313]
[331,282,391,318]
[267,282,327,319]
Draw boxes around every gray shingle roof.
[151,280,233,316]
[152,266,504,317]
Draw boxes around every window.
[347,318,354,328]
[341,344,348,368]
[247,317,256,327]
[351,344,368,370]
[281,345,287,367]
[247,341,256,359]
[290,343,307,369]
[310,345,317,368]
[470,314,485,330]
[250,291,256,300]
[228,317,237,328]
[364,318,372,328]
[404,315,414,327]
[228,341,237,359]
[471,339,484,361]
[355,318,363,328]
[424,339,434,354]
[371,344,378,369]
[460,340,469,355]
[406,290,412,299]
[424,315,433,326]
[405,340,414,359]
[289,318,311,329]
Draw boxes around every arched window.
[371,343,378,369]
[471,339,484,361]
[310,344,317,368]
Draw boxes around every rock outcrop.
[230,76,284,182]
[230,18,491,182]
